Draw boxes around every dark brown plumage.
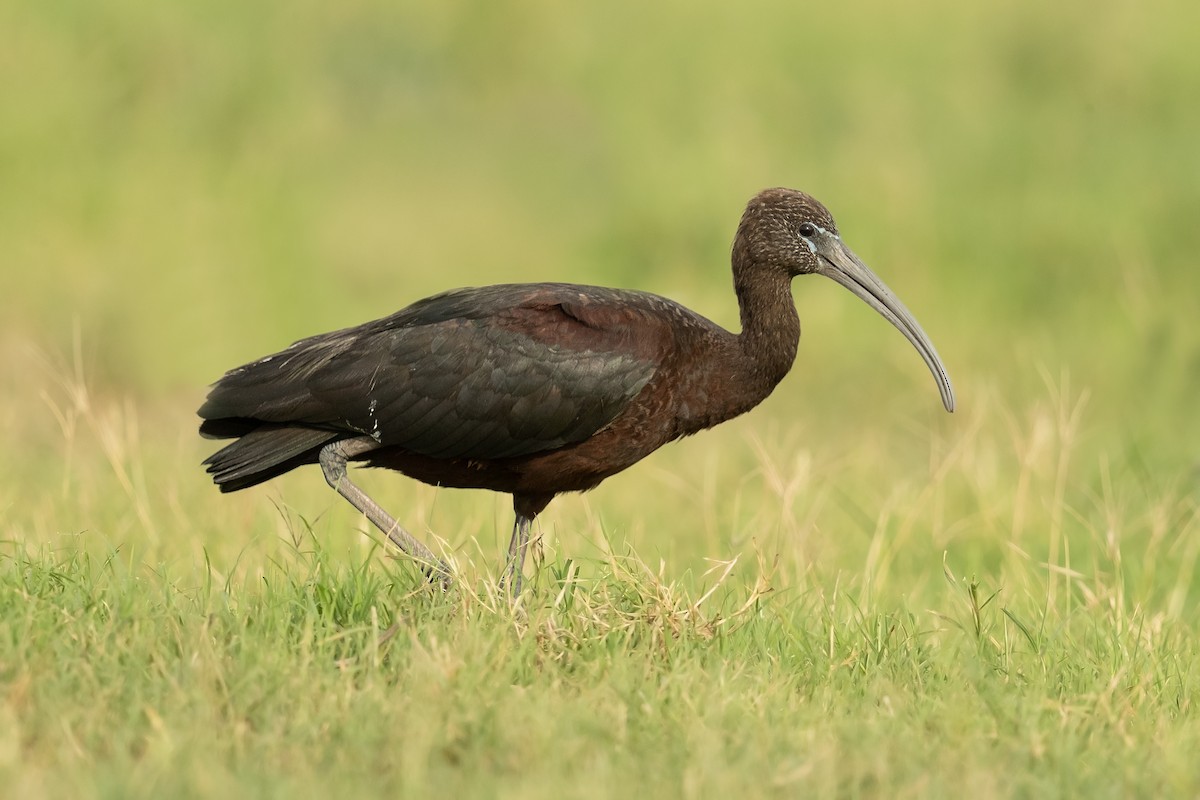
[199,188,955,592]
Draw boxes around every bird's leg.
[501,513,533,597]
[318,437,451,587]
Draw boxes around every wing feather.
[198,285,670,462]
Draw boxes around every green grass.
[3,0,1200,797]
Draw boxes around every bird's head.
[736,187,956,412]
[735,187,840,276]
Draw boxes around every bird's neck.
[732,259,800,399]
[679,258,799,434]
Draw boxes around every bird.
[198,188,955,594]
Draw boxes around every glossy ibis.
[199,188,955,592]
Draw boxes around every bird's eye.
[798,222,817,237]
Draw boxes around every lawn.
[3,0,1199,797]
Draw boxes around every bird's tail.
[201,424,342,492]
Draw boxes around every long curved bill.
[814,234,956,412]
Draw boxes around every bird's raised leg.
[501,513,534,596]
[319,437,451,586]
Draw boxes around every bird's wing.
[198,285,668,460]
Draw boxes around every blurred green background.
[4,1,1200,795]
[3,0,1199,563]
